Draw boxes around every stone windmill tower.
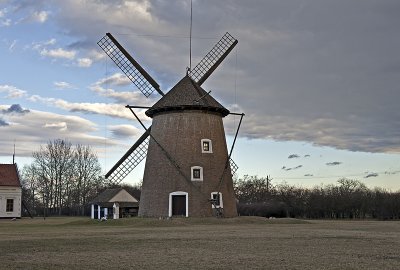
[98,32,243,217]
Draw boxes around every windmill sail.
[98,33,164,97]
[105,128,151,183]
[229,158,239,176]
[188,32,238,85]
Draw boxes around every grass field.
[0,217,399,269]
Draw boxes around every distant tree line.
[234,175,400,219]
[21,139,140,217]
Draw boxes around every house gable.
[109,189,138,203]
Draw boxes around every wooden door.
[172,195,186,216]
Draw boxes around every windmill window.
[191,166,203,181]
[201,139,212,153]
[6,199,14,212]
[210,192,223,208]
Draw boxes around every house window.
[6,199,14,212]
[201,139,212,153]
[191,166,203,181]
[210,192,223,208]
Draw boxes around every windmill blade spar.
[98,33,164,97]
[188,32,238,85]
[105,128,151,184]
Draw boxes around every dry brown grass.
[0,217,399,269]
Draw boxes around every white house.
[0,164,22,218]
[90,188,139,220]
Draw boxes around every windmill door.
[172,195,186,216]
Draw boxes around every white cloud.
[77,57,93,67]
[44,122,67,131]
[30,10,48,23]
[109,124,141,138]
[8,39,16,51]
[53,81,75,90]
[1,18,11,26]
[28,94,149,121]
[95,73,131,87]
[40,48,76,60]
[89,84,155,106]
[0,85,27,98]
[87,49,106,61]
[0,105,116,157]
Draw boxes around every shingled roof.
[0,164,21,187]
[90,188,138,204]
[146,75,230,118]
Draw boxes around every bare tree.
[73,144,102,215]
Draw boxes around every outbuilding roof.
[146,75,230,118]
[0,164,21,187]
[90,188,138,204]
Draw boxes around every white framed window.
[191,166,203,181]
[210,192,223,208]
[201,139,212,153]
[6,199,14,212]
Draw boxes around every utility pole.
[266,175,271,193]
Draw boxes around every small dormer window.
[201,139,212,153]
[191,166,203,181]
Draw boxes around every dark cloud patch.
[0,118,9,126]
[1,104,30,114]
[288,154,300,159]
[282,165,303,171]
[304,154,310,158]
[365,173,378,178]
[304,174,313,177]
[384,170,400,175]
[326,162,342,166]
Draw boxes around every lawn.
[0,217,399,269]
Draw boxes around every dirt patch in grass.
[0,217,399,269]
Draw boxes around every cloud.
[4,1,400,154]
[1,104,29,114]
[1,18,11,26]
[95,73,131,87]
[8,39,16,51]
[364,173,378,178]
[282,165,303,171]
[0,118,9,126]
[0,105,117,157]
[109,125,141,138]
[54,81,75,90]
[304,154,310,158]
[28,94,149,121]
[29,10,48,23]
[40,48,76,59]
[44,122,67,132]
[288,154,300,159]
[326,162,342,166]
[77,57,92,67]
[31,38,56,51]
[0,85,27,98]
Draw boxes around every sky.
[0,0,399,190]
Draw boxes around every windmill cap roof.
[146,76,230,117]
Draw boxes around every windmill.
[98,32,244,217]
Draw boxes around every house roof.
[0,164,21,187]
[90,188,138,204]
[146,75,230,118]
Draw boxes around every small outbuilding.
[90,188,139,219]
[0,164,22,218]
